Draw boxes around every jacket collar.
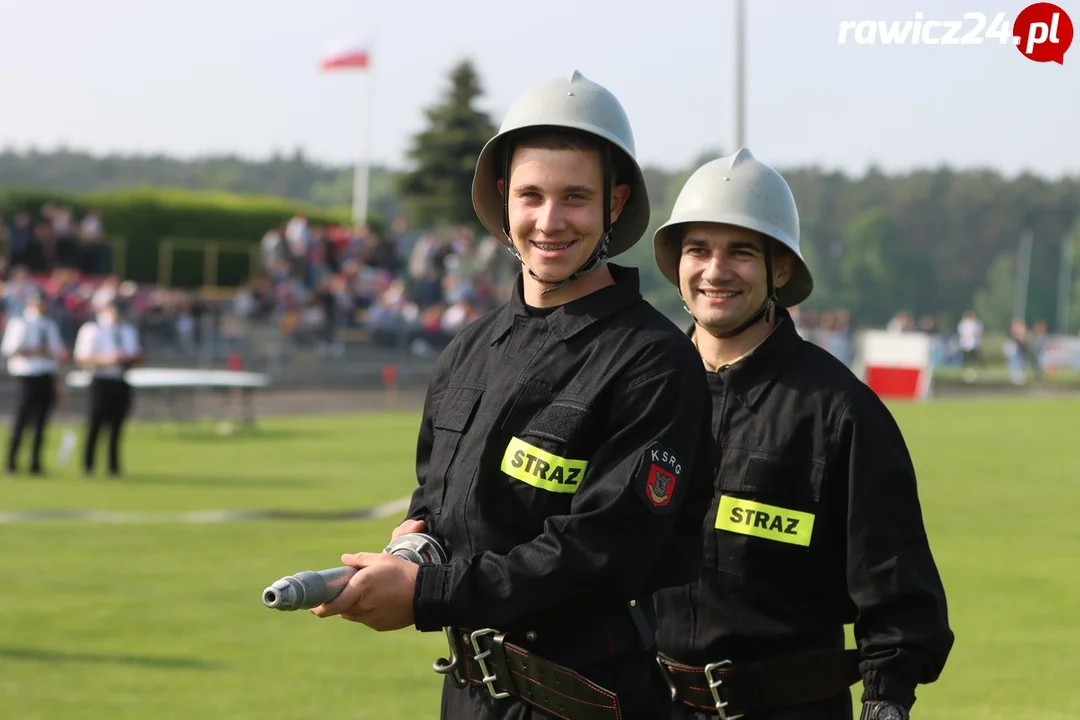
[688,307,804,409]
[489,263,643,345]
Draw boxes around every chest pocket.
[707,450,825,583]
[425,385,484,520]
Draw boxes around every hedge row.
[0,186,372,287]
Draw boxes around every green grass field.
[1,398,1078,719]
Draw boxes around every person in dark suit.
[2,287,66,476]
[73,299,144,477]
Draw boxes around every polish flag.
[319,43,370,71]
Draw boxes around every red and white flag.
[319,43,370,71]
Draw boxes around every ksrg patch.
[637,442,683,514]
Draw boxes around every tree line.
[2,60,1077,334]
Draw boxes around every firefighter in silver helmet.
[650,149,954,720]
[311,71,714,720]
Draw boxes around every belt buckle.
[469,628,511,700]
[703,660,745,720]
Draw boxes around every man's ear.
[497,178,505,198]
[609,184,631,222]
[773,246,794,288]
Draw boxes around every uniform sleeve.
[839,394,955,709]
[413,360,711,633]
[1,318,25,357]
[406,338,460,525]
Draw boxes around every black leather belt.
[657,648,861,719]
[437,627,622,720]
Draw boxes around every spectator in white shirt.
[957,309,985,381]
[3,265,32,318]
[90,275,119,313]
[73,299,144,477]
[79,208,106,274]
[2,288,66,476]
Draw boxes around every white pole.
[353,70,374,228]
[351,32,377,229]
[734,0,746,149]
[1059,232,1074,333]
[1013,230,1034,322]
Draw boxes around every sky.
[0,0,1076,179]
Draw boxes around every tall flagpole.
[1013,230,1034,322]
[735,0,746,149]
[353,31,376,229]
[1059,231,1075,333]
[353,69,371,228]
[320,35,375,229]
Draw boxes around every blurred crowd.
[3,205,1077,379]
[790,307,855,365]
[879,309,1070,382]
[784,306,1078,384]
[1,207,524,362]
[0,267,194,352]
[0,203,109,276]
[229,214,520,357]
[0,203,204,351]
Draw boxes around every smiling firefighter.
[649,149,955,720]
[310,71,715,720]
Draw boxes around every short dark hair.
[503,127,626,185]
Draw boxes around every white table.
[65,368,272,426]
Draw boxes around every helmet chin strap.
[503,231,611,296]
[684,243,778,339]
[501,140,613,297]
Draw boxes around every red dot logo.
[1013,2,1074,63]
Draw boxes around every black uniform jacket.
[653,309,954,709]
[407,264,714,669]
